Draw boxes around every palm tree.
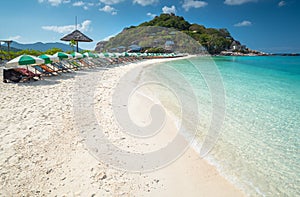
[69,40,77,52]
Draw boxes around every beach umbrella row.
[5,51,101,68]
[71,52,84,59]
[6,55,45,68]
[38,54,59,64]
[5,53,72,68]
[84,52,96,58]
[5,52,180,68]
[53,52,72,60]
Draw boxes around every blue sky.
[1,0,299,53]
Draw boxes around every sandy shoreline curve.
[0,56,244,196]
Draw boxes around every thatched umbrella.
[60,30,93,52]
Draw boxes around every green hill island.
[95,13,265,56]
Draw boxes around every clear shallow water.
[144,56,300,196]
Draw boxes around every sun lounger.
[47,63,63,72]
[106,58,117,65]
[79,59,95,68]
[93,58,110,66]
[60,60,78,70]
[51,62,72,72]
[32,65,53,76]
[40,64,60,75]
[15,68,41,81]
[66,60,82,70]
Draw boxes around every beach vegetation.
[44,48,63,55]
[0,47,93,61]
[69,40,77,52]
[101,13,239,54]
[0,48,59,60]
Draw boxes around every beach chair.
[106,58,117,65]
[49,64,63,72]
[66,60,82,70]
[60,60,78,70]
[40,64,60,75]
[79,59,95,68]
[94,58,110,67]
[32,65,53,76]
[59,62,74,71]
[75,59,89,68]
[51,62,72,72]
[14,68,41,81]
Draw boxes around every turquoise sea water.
[145,56,300,196]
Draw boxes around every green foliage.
[0,49,40,60]
[102,13,239,54]
[17,49,43,56]
[0,50,9,60]
[0,47,65,60]
[44,48,63,55]
[145,47,166,53]
[189,24,206,34]
[140,14,190,31]
[103,25,203,54]
[81,49,91,53]
[0,47,94,61]
[69,40,77,52]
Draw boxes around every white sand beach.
[0,57,244,196]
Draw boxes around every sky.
[1,0,300,53]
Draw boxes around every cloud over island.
[278,1,286,7]
[38,0,71,6]
[147,12,157,18]
[133,0,159,6]
[42,20,92,34]
[162,5,176,14]
[182,0,208,11]
[224,0,257,6]
[99,5,118,15]
[234,20,252,27]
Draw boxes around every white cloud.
[72,1,96,10]
[133,0,159,6]
[42,25,75,33]
[42,20,92,34]
[234,20,252,27]
[73,1,85,6]
[80,20,92,31]
[278,1,286,7]
[162,5,176,14]
[99,0,124,5]
[224,0,257,5]
[38,0,71,6]
[182,0,208,11]
[48,0,63,6]
[99,5,117,15]
[8,35,22,41]
[147,12,156,18]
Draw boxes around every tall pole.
[75,16,77,30]
[7,41,12,60]
[7,41,10,54]
[75,16,78,52]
